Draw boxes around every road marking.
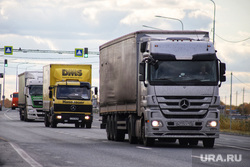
[136,146,152,150]
[9,142,43,167]
[4,113,13,120]
[215,144,250,151]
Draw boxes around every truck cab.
[47,81,93,128]
[10,92,18,110]
[18,71,44,121]
[43,64,94,128]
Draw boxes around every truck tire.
[24,109,29,122]
[44,113,50,127]
[141,119,154,146]
[113,114,125,141]
[203,138,215,148]
[86,122,92,129]
[81,122,86,128]
[128,115,137,144]
[110,115,115,140]
[75,123,80,128]
[50,118,57,128]
[19,109,24,121]
[106,115,111,140]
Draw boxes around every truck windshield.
[56,86,90,100]
[149,60,218,85]
[29,85,43,95]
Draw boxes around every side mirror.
[140,42,147,53]
[49,90,52,99]
[220,63,226,82]
[139,62,145,81]
[95,87,98,95]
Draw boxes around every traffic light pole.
[2,59,6,109]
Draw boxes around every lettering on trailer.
[62,69,82,76]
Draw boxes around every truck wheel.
[24,109,29,122]
[179,139,189,146]
[106,115,111,140]
[81,122,86,128]
[86,122,92,129]
[44,113,50,127]
[141,121,154,146]
[51,118,57,128]
[75,123,80,128]
[19,109,24,121]
[113,114,125,141]
[203,138,215,148]
[110,115,115,140]
[128,115,137,144]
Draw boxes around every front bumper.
[27,108,45,120]
[53,113,93,124]
[145,109,220,139]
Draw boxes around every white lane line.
[136,146,152,150]
[9,142,43,167]
[215,144,250,151]
[4,113,13,120]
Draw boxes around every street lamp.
[155,15,184,31]
[16,63,28,92]
[209,0,216,44]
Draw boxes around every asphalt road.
[0,108,249,167]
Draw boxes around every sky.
[0,0,250,106]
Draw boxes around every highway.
[0,109,249,167]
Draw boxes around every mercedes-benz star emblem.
[70,105,76,111]
[179,99,190,110]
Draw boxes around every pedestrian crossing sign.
[4,46,13,55]
[75,48,83,57]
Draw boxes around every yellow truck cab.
[43,64,95,128]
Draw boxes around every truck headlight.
[207,121,217,127]
[56,115,62,119]
[29,109,34,112]
[151,120,163,127]
[85,115,90,120]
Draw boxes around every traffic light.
[0,73,3,78]
[4,59,8,67]
[84,48,88,58]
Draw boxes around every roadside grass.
[220,115,250,136]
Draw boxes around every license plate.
[70,117,79,120]
[176,121,193,126]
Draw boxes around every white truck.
[18,71,44,121]
[99,30,226,148]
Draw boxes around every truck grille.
[54,104,92,112]
[157,96,211,119]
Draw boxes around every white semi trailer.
[18,71,44,121]
[99,30,226,148]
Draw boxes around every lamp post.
[209,0,216,44]
[155,15,184,31]
[16,63,28,92]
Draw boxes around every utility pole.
[236,91,238,107]
[242,87,245,115]
[229,72,232,131]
